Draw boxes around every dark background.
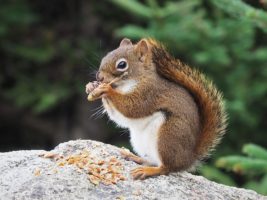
[1,0,267,193]
[0,0,131,152]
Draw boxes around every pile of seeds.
[40,149,126,185]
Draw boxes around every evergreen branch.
[212,0,267,32]
[216,156,267,175]
[115,25,150,38]
[109,0,153,19]
[242,143,267,160]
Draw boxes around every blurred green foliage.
[0,0,99,113]
[216,144,267,195]
[213,0,267,32]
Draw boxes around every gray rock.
[0,140,266,200]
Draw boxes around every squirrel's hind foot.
[131,166,169,180]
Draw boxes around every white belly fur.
[102,98,165,166]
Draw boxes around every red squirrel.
[86,38,227,180]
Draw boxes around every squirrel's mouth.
[103,72,129,84]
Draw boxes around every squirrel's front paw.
[87,83,112,101]
[85,81,100,94]
[120,148,146,165]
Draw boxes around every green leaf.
[243,144,267,160]
[216,156,267,175]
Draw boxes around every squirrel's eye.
[116,58,128,71]
[118,61,127,69]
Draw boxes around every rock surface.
[0,140,266,200]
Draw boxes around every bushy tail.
[150,39,227,160]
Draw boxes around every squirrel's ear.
[119,38,133,47]
[135,39,149,62]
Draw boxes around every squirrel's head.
[96,38,156,94]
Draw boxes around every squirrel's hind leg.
[158,117,197,172]
[120,148,168,179]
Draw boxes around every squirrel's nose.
[96,71,104,82]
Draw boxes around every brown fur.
[88,38,227,178]
[149,39,227,159]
